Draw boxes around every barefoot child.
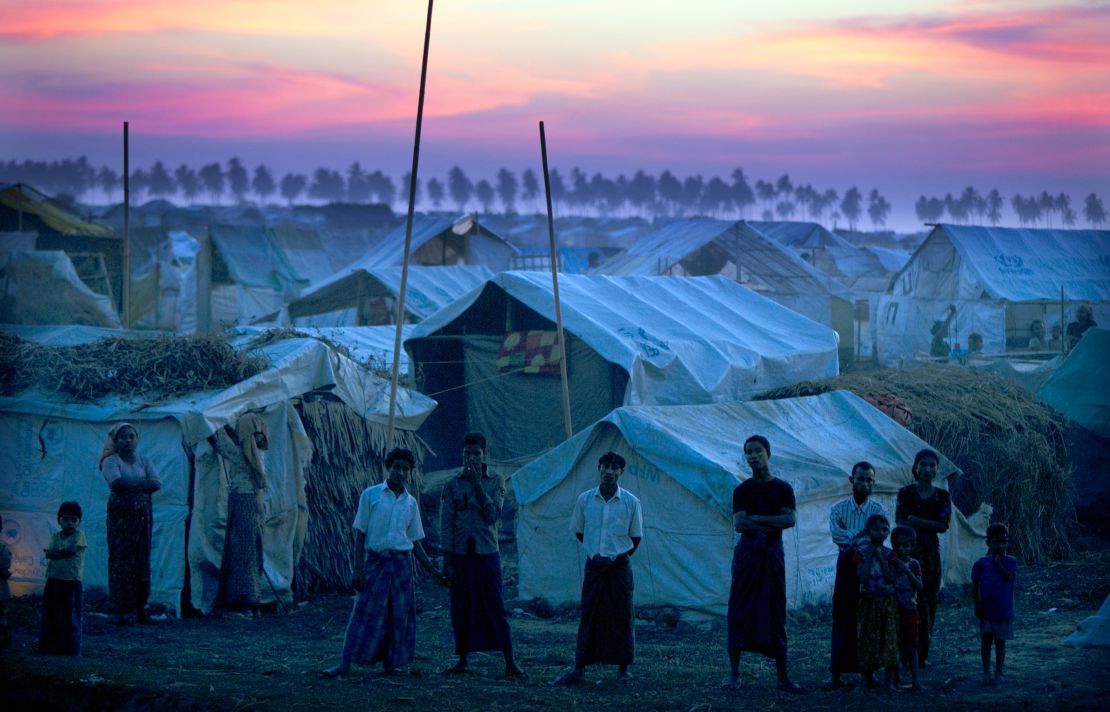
[972,523,1017,685]
[890,525,924,690]
[39,501,87,656]
[852,514,900,691]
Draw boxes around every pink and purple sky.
[2,0,1108,228]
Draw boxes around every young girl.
[39,501,87,656]
[852,514,900,690]
[972,523,1017,685]
[890,525,924,690]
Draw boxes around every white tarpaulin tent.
[287,264,493,327]
[875,224,1110,365]
[0,328,435,613]
[512,391,986,617]
[406,272,839,469]
[230,325,414,376]
[1065,595,1110,649]
[1038,328,1110,439]
[0,251,121,327]
[358,214,518,272]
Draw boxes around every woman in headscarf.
[207,412,269,618]
[100,423,161,625]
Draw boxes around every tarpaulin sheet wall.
[1038,328,1110,438]
[513,391,986,616]
[0,251,121,327]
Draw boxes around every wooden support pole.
[539,121,573,440]
[386,0,434,443]
[122,121,131,328]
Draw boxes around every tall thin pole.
[1060,286,1066,355]
[539,121,573,440]
[122,121,131,328]
[386,0,434,443]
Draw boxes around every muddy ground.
[4,542,1109,712]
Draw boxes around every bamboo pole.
[539,121,573,440]
[1060,286,1066,355]
[122,121,131,328]
[386,0,434,443]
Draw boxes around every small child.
[852,513,900,691]
[971,522,1017,685]
[890,525,924,690]
[0,514,12,648]
[39,501,87,656]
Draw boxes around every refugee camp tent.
[287,264,493,327]
[593,218,856,361]
[230,325,414,376]
[1065,595,1110,649]
[1038,328,1110,439]
[0,183,113,237]
[0,251,121,327]
[406,272,839,470]
[0,327,435,614]
[357,214,518,271]
[874,224,1110,365]
[512,391,986,616]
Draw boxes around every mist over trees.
[2,156,1107,230]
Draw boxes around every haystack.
[755,365,1073,562]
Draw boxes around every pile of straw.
[0,332,268,402]
[293,394,425,596]
[755,365,1073,562]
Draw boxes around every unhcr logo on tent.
[994,253,1034,276]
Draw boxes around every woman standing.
[207,413,269,618]
[895,448,951,668]
[100,423,161,625]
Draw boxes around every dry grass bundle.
[755,365,1074,562]
[293,395,425,597]
[0,332,268,402]
[245,327,393,378]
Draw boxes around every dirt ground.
[4,541,1110,712]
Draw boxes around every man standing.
[553,451,643,685]
[825,462,886,688]
[322,448,442,678]
[726,435,802,692]
[440,433,525,678]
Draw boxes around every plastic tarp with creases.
[358,214,518,271]
[0,331,436,614]
[0,250,121,327]
[288,264,493,324]
[511,391,985,616]
[231,325,414,376]
[1038,328,1110,438]
[409,272,840,408]
[1065,594,1110,648]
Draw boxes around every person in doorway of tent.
[321,448,444,678]
[1047,323,1064,351]
[852,514,900,691]
[552,452,643,686]
[972,523,1017,686]
[967,332,984,355]
[0,514,13,648]
[929,304,957,357]
[725,435,803,692]
[100,423,161,625]
[895,449,951,668]
[39,501,86,656]
[440,432,526,678]
[207,413,270,619]
[1066,304,1097,351]
[890,525,924,691]
[824,462,886,689]
[1027,320,1046,350]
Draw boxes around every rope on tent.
[422,364,534,398]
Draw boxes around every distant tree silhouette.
[683,175,705,215]
[985,189,1004,225]
[703,177,732,216]
[448,166,473,212]
[774,200,796,219]
[400,171,421,208]
[97,166,120,200]
[1038,190,1057,227]
[658,170,683,216]
[816,189,838,221]
[199,162,225,203]
[1060,193,1077,228]
[475,179,495,213]
[147,161,174,199]
[840,187,862,231]
[496,168,518,214]
[309,168,345,202]
[914,195,944,223]
[945,192,970,223]
[569,167,590,212]
[1083,193,1106,227]
[731,168,755,218]
[793,184,817,219]
[375,172,397,207]
[868,189,892,229]
[594,173,623,216]
[1011,194,1043,226]
[959,186,984,224]
[227,157,249,204]
[280,173,307,205]
[628,170,656,216]
[426,177,445,210]
[761,209,774,221]
[346,163,371,202]
[252,165,276,204]
[521,169,539,210]
[174,165,198,202]
[129,168,150,202]
[755,179,775,214]
[774,174,793,198]
[548,168,567,205]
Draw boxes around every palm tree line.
[2,156,1106,230]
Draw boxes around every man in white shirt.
[322,448,443,678]
[825,461,886,689]
[553,452,643,686]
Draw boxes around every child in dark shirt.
[40,501,87,656]
[890,525,924,690]
[971,523,1017,685]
